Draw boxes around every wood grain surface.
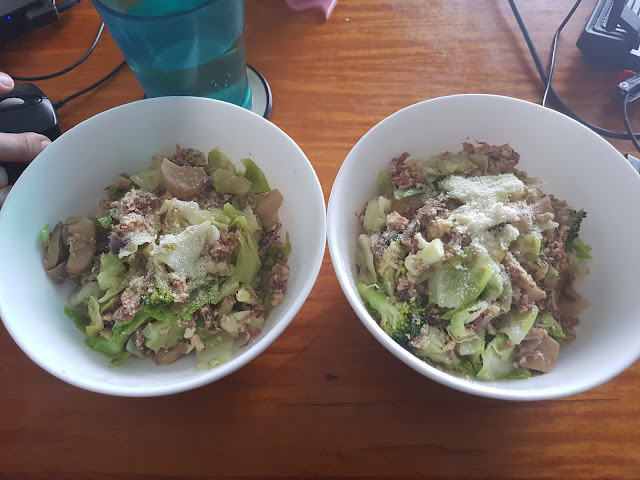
[1,1,639,479]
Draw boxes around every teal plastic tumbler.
[91,0,252,109]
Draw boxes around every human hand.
[0,73,52,163]
[0,72,52,208]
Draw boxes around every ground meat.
[509,282,540,313]
[113,190,161,246]
[542,239,568,274]
[169,145,207,167]
[426,306,449,328]
[258,223,283,255]
[443,229,470,253]
[207,228,239,260]
[466,142,520,175]
[369,230,400,262]
[268,261,290,307]
[113,212,157,242]
[113,276,149,320]
[389,152,426,188]
[399,220,420,247]
[558,316,579,341]
[549,195,569,216]
[502,252,546,303]
[193,190,233,209]
[396,275,419,302]
[120,189,161,216]
[413,194,448,228]
[198,305,215,329]
[536,295,560,318]
[386,211,408,232]
[168,272,189,303]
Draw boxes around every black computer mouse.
[0,82,60,183]
[0,82,60,140]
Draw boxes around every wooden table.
[1,1,639,479]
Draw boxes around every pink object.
[285,0,337,20]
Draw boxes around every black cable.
[542,0,583,107]
[508,0,640,141]
[623,91,640,152]
[10,23,105,82]
[56,0,81,14]
[53,61,127,110]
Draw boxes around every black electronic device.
[1,0,80,43]
[0,83,60,140]
[577,0,640,70]
[0,83,60,184]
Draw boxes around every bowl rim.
[327,93,640,401]
[0,96,327,397]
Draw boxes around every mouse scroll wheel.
[0,98,25,109]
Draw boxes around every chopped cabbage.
[429,246,493,309]
[477,333,515,380]
[498,305,539,345]
[363,197,392,233]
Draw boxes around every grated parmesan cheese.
[151,221,212,279]
[442,173,532,238]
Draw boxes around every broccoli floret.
[357,282,427,346]
[567,236,592,260]
[262,245,283,270]
[566,209,586,244]
[141,288,173,309]
[377,239,407,295]
[140,263,173,309]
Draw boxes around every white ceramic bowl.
[0,97,326,397]
[328,94,640,401]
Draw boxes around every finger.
[0,165,7,188]
[0,185,12,209]
[0,72,15,94]
[0,132,51,163]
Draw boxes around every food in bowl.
[41,145,291,370]
[355,142,591,380]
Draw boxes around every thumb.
[0,72,15,94]
[0,132,52,163]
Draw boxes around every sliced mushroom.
[254,189,284,230]
[43,222,69,270]
[114,174,132,189]
[518,335,560,373]
[391,194,431,218]
[66,218,96,275]
[160,159,210,199]
[46,261,68,284]
[153,344,186,365]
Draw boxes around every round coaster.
[247,64,272,120]
[141,66,272,120]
